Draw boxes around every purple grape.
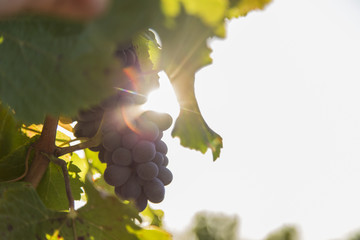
[136,162,159,181]
[152,152,164,166]
[74,120,100,138]
[112,147,132,166]
[132,140,156,163]
[77,106,104,122]
[102,131,122,152]
[135,193,148,212]
[140,111,173,131]
[98,148,106,163]
[162,155,169,167]
[155,140,168,154]
[122,132,139,149]
[143,178,165,203]
[115,176,141,200]
[136,120,159,141]
[103,165,132,187]
[157,166,173,186]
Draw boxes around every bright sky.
[142,0,360,239]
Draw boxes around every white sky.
[142,0,360,239]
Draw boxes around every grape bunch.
[100,110,173,211]
[73,44,173,211]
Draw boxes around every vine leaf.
[0,182,69,240]
[0,103,29,159]
[36,161,83,211]
[227,0,272,18]
[130,226,172,240]
[70,153,89,182]
[0,137,37,182]
[0,0,162,124]
[132,30,161,94]
[155,0,271,160]
[74,179,141,240]
[155,12,223,160]
[141,206,165,227]
[0,180,151,240]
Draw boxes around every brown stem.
[55,138,99,157]
[24,116,58,188]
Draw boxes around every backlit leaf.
[36,161,83,211]
[0,0,162,124]
[0,180,143,240]
[155,12,223,160]
[0,103,28,158]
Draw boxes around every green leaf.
[154,1,271,159]
[141,206,164,227]
[70,153,89,182]
[84,148,116,194]
[227,0,272,18]
[0,180,143,240]
[36,161,83,211]
[0,103,29,158]
[132,30,162,94]
[133,30,161,73]
[0,182,68,240]
[0,0,162,124]
[173,110,223,160]
[85,148,106,175]
[0,136,37,182]
[155,12,223,160]
[130,226,172,240]
[75,179,140,240]
[265,226,299,240]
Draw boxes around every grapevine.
[0,0,272,239]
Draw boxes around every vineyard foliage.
[0,0,271,239]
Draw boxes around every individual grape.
[135,193,148,212]
[140,111,173,131]
[115,176,141,200]
[102,131,122,152]
[77,107,104,122]
[136,162,159,181]
[74,120,100,138]
[143,178,165,203]
[133,140,156,163]
[155,140,168,154]
[103,165,132,187]
[103,150,113,164]
[98,148,106,163]
[162,155,169,167]
[112,147,132,166]
[135,175,145,186]
[157,166,173,186]
[136,120,159,141]
[155,131,163,141]
[122,132,139,149]
[152,152,164,166]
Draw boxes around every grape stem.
[55,134,101,157]
[55,117,104,157]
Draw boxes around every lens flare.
[120,105,142,135]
